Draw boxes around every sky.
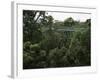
[47,11,91,22]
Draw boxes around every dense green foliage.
[23,10,91,69]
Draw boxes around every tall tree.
[23,10,46,43]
